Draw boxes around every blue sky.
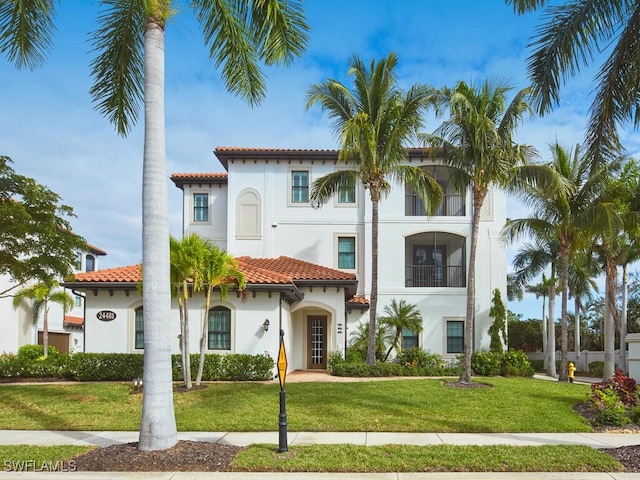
[2,1,637,320]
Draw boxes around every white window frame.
[334,173,357,207]
[288,168,310,206]
[334,234,357,271]
[192,192,210,223]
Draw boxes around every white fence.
[526,350,626,374]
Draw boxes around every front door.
[307,316,327,369]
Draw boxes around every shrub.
[588,370,640,426]
[17,344,59,360]
[69,353,144,381]
[172,353,274,381]
[589,361,604,377]
[470,351,502,376]
[500,350,534,377]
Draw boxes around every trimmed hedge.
[0,350,274,382]
[470,350,534,377]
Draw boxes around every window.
[74,295,82,307]
[135,307,144,350]
[447,320,464,354]
[337,236,356,269]
[291,171,309,203]
[75,252,82,271]
[208,306,231,350]
[86,254,95,272]
[401,327,419,350]
[337,176,355,203]
[193,193,209,222]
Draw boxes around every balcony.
[405,193,465,217]
[405,265,466,287]
[405,232,466,288]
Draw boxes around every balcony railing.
[405,194,465,216]
[405,265,466,287]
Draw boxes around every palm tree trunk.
[558,248,569,382]
[620,265,628,373]
[547,277,557,377]
[195,289,212,386]
[367,197,379,365]
[603,257,617,381]
[542,295,547,368]
[182,283,192,390]
[574,296,581,366]
[42,304,49,359]
[138,18,177,452]
[459,190,483,384]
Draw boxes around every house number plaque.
[96,310,117,321]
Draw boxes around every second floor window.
[193,193,209,222]
[291,171,309,203]
[337,176,355,203]
[337,236,356,269]
[86,254,95,272]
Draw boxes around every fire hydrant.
[568,362,576,383]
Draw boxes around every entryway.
[307,316,327,369]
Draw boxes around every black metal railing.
[405,265,466,287]
[405,194,465,217]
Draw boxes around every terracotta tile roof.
[171,172,228,180]
[170,172,228,189]
[215,147,338,154]
[86,243,107,256]
[64,315,84,326]
[238,256,356,281]
[73,264,141,283]
[69,257,355,285]
[347,296,369,305]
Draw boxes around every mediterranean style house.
[0,243,106,355]
[61,147,507,372]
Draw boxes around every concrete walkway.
[1,430,640,479]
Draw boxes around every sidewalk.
[2,430,640,479]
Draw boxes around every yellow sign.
[277,340,287,390]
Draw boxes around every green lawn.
[0,377,593,432]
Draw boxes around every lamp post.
[277,328,288,453]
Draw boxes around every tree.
[427,78,534,384]
[0,0,308,451]
[507,0,640,163]
[348,322,389,362]
[0,156,87,295]
[306,53,442,365]
[505,142,616,381]
[195,241,246,386]
[12,281,74,358]
[378,299,423,361]
[169,234,208,390]
[488,289,507,352]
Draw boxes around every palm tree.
[195,242,246,386]
[306,53,442,365]
[378,299,423,361]
[0,0,308,451]
[427,78,534,384]
[348,322,390,362]
[170,234,209,390]
[507,0,639,163]
[567,251,599,365]
[12,281,73,358]
[505,143,617,381]
[509,236,559,376]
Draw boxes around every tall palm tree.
[306,53,442,365]
[507,0,640,163]
[509,236,559,376]
[195,241,246,386]
[427,78,534,384]
[567,251,599,365]
[505,143,616,381]
[378,299,423,361]
[0,0,308,451]
[12,281,73,358]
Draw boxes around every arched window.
[134,307,144,350]
[208,306,231,350]
[236,189,261,237]
[86,254,95,272]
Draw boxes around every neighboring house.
[0,243,106,354]
[62,147,506,372]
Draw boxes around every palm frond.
[89,0,145,136]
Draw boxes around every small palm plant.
[12,281,74,358]
[379,299,423,361]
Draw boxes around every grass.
[0,377,593,432]
[0,444,623,473]
[231,444,623,473]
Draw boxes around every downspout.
[73,289,87,353]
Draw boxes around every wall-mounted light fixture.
[263,319,270,332]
